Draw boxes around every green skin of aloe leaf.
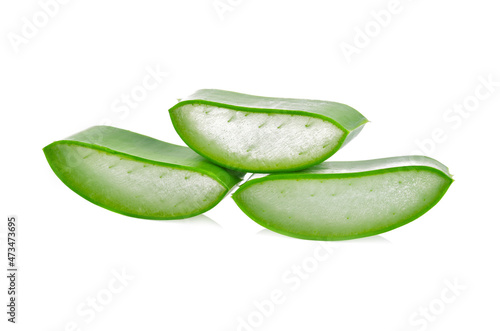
[43,126,244,220]
[169,89,368,173]
[232,156,453,241]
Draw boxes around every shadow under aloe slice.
[232,156,453,241]
[43,126,244,219]
[169,89,368,173]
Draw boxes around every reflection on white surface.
[347,234,392,244]
[158,214,222,228]
[257,228,392,244]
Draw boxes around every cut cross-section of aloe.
[43,126,244,220]
[233,156,453,240]
[169,89,368,173]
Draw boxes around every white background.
[1,0,499,330]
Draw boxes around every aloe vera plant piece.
[169,89,368,173]
[233,156,453,240]
[43,126,244,219]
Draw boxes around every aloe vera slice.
[232,156,453,240]
[43,126,244,220]
[169,89,368,173]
